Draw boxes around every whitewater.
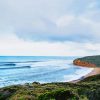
[0,56,93,87]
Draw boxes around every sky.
[0,0,100,56]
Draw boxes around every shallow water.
[0,56,93,87]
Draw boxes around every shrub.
[38,89,79,100]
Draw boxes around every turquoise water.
[0,56,93,87]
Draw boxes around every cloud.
[56,15,75,28]
[0,0,100,42]
[0,33,100,56]
[0,0,100,55]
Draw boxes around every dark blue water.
[0,56,93,87]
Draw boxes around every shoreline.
[70,66,100,83]
[84,67,100,78]
[0,67,100,87]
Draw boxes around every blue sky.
[0,0,100,56]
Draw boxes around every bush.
[38,89,79,100]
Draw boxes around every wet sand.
[70,67,100,83]
[84,67,100,78]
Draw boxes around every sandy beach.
[84,67,100,78]
[70,67,100,83]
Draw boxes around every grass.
[0,74,100,100]
[0,55,100,100]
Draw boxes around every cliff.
[73,55,100,68]
[73,59,96,67]
[0,56,100,100]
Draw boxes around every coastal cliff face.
[73,59,96,67]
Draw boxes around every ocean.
[0,56,93,87]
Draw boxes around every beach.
[84,67,100,78]
[0,56,99,87]
[0,56,90,87]
[70,67,100,83]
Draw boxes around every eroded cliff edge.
[73,56,99,68]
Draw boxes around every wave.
[0,63,16,66]
[0,66,31,70]
[31,60,70,68]
[27,68,67,78]
[0,61,40,64]
[0,60,41,67]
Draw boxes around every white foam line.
[63,67,94,82]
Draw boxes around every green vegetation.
[38,89,79,100]
[0,56,100,100]
[76,55,100,67]
[0,74,100,100]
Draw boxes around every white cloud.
[56,15,75,28]
[0,0,100,42]
[0,34,100,56]
[79,14,100,37]
[0,0,100,55]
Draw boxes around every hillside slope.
[73,55,100,67]
[0,74,100,100]
[0,55,100,100]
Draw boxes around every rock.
[73,59,96,67]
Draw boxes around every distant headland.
[73,55,100,67]
[73,55,100,77]
[0,55,100,100]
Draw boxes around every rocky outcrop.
[73,59,96,67]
